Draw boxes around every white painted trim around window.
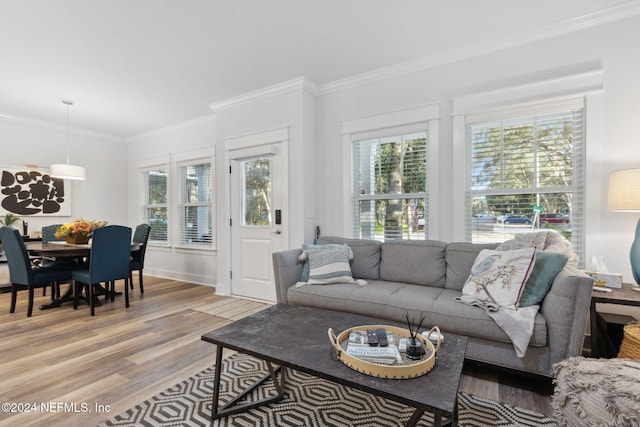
[342,104,440,239]
[342,104,439,135]
[452,68,603,117]
[224,127,289,152]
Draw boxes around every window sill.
[175,245,217,256]
[147,244,172,253]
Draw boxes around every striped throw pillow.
[304,247,355,285]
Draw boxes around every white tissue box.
[585,271,623,289]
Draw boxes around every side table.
[590,283,640,357]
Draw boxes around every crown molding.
[126,114,217,142]
[452,68,604,116]
[208,76,320,113]
[0,112,124,143]
[321,0,640,95]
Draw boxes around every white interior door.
[230,146,284,302]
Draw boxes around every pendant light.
[50,99,86,180]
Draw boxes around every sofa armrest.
[272,248,303,304]
[541,269,593,370]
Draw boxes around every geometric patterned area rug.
[191,297,270,321]
[100,353,555,427]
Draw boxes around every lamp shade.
[608,168,640,212]
[50,163,86,180]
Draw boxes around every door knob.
[273,230,282,235]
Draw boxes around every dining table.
[25,241,141,310]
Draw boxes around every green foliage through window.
[466,106,584,257]
[353,131,428,241]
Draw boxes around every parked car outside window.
[500,215,532,224]
[472,214,497,223]
[539,213,570,226]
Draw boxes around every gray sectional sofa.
[272,236,593,377]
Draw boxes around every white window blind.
[177,161,213,248]
[352,131,428,241]
[466,103,585,261]
[144,168,169,243]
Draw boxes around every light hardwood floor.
[0,277,553,427]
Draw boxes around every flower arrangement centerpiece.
[55,218,108,244]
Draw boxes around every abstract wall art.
[0,167,71,216]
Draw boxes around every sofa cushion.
[519,251,569,307]
[445,242,499,291]
[301,247,355,285]
[287,280,547,346]
[317,236,381,280]
[380,240,447,287]
[462,247,536,309]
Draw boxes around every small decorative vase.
[406,338,425,360]
[65,233,90,245]
[630,218,640,286]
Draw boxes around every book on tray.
[346,330,403,365]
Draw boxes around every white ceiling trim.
[126,114,216,142]
[208,77,320,113]
[452,68,604,117]
[0,112,124,143]
[321,0,640,95]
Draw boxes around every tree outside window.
[353,131,428,240]
[467,107,584,257]
[179,162,213,246]
[145,169,168,242]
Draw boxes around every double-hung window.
[466,99,585,258]
[143,167,169,243]
[353,130,428,240]
[177,161,214,247]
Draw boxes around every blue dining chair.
[39,223,67,297]
[72,225,132,316]
[0,226,74,317]
[42,224,63,243]
[129,223,151,293]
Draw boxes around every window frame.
[451,69,604,266]
[351,128,429,241]
[142,165,170,245]
[461,98,587,263]
[176,158,215,249]
[137,147,216,251]
[342,104,441,241]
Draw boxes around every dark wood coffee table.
[201,304,467,426]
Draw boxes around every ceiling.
[0,0,632,139]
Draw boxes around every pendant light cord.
[66,101,70,165]
[63,100,73,165]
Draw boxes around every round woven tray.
[328,324,441,379]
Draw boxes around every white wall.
[0,117,128,284]
[212,81,317,295]
[4,12,639,305]
[126,117,217,286]
[315,14,640,286]
[0,118,128,229]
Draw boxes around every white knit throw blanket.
[458,231,581,358]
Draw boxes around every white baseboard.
[144,267,215,287]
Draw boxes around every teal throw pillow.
[518,251,568,307]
